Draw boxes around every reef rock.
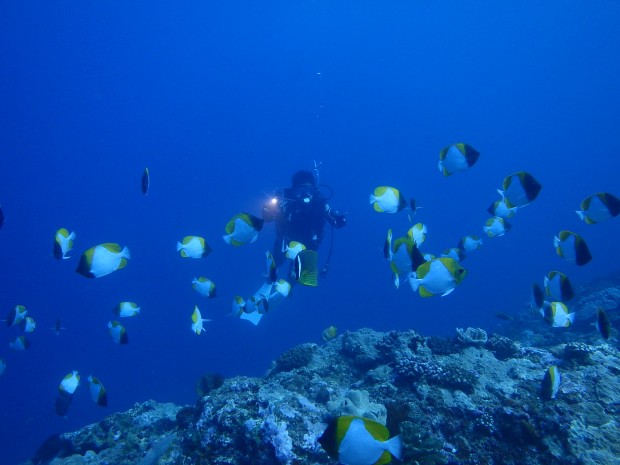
[20,327,620,465]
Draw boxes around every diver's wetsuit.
[263,185,345,268]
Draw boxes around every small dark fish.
[52,319,64,336]
[596,308,611,340]
[494,312,514,321]
[141,167,150,195]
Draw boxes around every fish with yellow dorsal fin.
[408,257,467,297]
[53,228,76,259]
[223,212,264,246]
[437,143,480,176]
[177,236,211,259]
[191,306,211,335]
[76,243,130,278]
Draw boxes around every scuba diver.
[262,164,347,280]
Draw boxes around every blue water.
[1,2,620,463]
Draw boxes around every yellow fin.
[419,286,434,297]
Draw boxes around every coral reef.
[456,327,488,345]
[19,279,620,465]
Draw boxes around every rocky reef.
[21,278,620,465]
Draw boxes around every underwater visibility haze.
[1,1,620,464]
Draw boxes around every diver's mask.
[293,186,315,204]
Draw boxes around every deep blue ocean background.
[1,2,619,463]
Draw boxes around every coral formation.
[456,326,488,345]
[18,279,620,465]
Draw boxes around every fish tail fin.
[567,312,576,325]
[575,210,585,221]
[121,247,131,259]
[368,193,376,205]
[407,273,420,292]
[176,242,183,252]
[222,235,231,245]
[385,435,402,460]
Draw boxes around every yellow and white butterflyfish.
[541,366,561,399]
[576,192,620,224]
[59,370,80,395]
[407,223,427,247]
[437,143,480,176]
[21,316,36,333]
[191,305,211,335]
[76,243,131,278]
[389,236,425,274]
[223,212,264,246]
[177,236,211,259]
[53,228,76,260]
[108,320,128,344]
[275,279,291,298]
[369,186,413,213]
[192,277,216,298]
[458,235,483,253]
[498,171,542,208]
[113,302,141,317]
[88,375,108,407]
[408,257,467,297]
[540,301,575,327]
[265,251,277,283]
[318,415,402,465]
[553,230,592,266]
[9,335,30,351]
[488,196,518,219]
[6,305,27,327]
[483,216,511,238]
[440,247,465,262]
[232,296,246,317]
[283,240,306,260]
[321,325,337,342]
[544,271,574,302]
[389,237,414,278]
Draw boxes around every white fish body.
[338,417,402,465]
[407,223,427,247]
[223,216,259,245]
[55,229,76,259]
[369,187,401,213]
[192,277,216,297]
[177,236,208,258]
[191,306,211,335]
[90,245,131,278]
[59,370,80,395]
[409,258,461,297]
